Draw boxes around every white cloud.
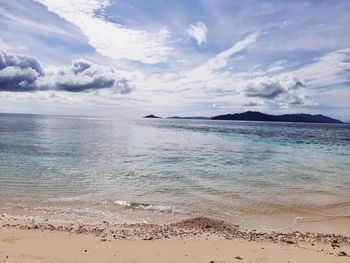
[0,38,11,51]
[38,59,135,93]
[0,51,134,93]
[243,101,261,107]
[35,0,172,64]
[244,74,310,106]
[185,31,260,81]
[133,30,312,110]
[291,48,350,88]
[267,60,287,73]
[0,9,80,40]
[132,33,261,100]
[0,90,85,104]
[0,51,44,91]
[206,31,259,71]
[266,65,283,73]
[187,21,208,45]
[245,75,304,99]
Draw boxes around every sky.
[0,0,349,120]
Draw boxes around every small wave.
[114,200,176,213]
[323,201,350,209]
[45,196,88,203]
[295,214,350,223]
[260,213,350,232]
[115,200,129,206]
[259,216,304,232]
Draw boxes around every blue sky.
[0,0,349,120]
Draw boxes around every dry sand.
[1,215,350,262]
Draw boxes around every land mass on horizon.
[144,111,343,124]
[143,114,161,118]
[212,111,343,123]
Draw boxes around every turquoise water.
[0,113,350,226]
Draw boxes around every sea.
[0,113,349,233]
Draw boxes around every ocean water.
[0,113,350,230]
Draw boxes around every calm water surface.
[0,113,349,230]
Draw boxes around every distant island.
[143,114,161,118]
[211,111,343,124]
[167,116,210,120]
[144,111,343,124]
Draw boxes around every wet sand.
[1,215,349,262]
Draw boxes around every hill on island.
[143,114,161,118]
[211,111,343,124]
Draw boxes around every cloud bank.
[0,51,134,93]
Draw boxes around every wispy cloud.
[187,21,208,45]
[266,60,287,73]
[135,31,315,109]
[291,48,350,88]
[0,8,79,40]
[0,38,12,52]
[35,0,172,64]
[206,31,260,71]
[243,101,261,107]
[186,31,260,81]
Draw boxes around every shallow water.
[0,113,350,231]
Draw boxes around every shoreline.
[1,200,350,237]
[1,215,349,262]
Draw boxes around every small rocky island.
[143,114,161,119]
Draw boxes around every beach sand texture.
[1,216,349,262]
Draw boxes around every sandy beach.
[1,215,349,263]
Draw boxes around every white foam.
[115,200,130,206]
[114,200,177,213]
